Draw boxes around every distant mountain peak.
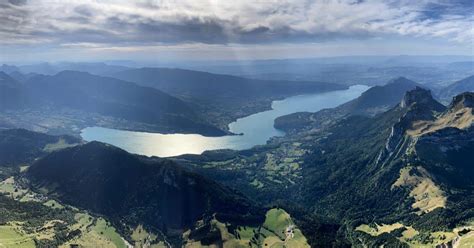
[387,76,417,86]
[342,77,420,114]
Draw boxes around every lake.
[81,85,370,157]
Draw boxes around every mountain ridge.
[109,67,347,130]
[438,75,474,102]
[2,70,227,136]
[274,76,421,133]
[26,140,265,246]
[177,86,474,247]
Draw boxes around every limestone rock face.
[401,87,445,111]
[449,92,474,111]
[378,87,449,165]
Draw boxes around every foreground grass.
[0,225,35,248]
[60,216,126,248]
[392,166,446,215]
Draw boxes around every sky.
[0,0,473,63]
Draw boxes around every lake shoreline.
[81,85,369,157]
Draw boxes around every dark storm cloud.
[103,16,231,44]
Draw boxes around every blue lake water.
[81,85,369,157]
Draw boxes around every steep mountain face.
[400,86,445,110]
[406,93,473,187]
[376,87,446,166]
[298,89,473,246]
[274,77,420,133]
[109,67,346,129]
[0,72,25,110]
[26,141,264,245]
[3,70,225,136]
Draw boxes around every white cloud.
[0,0,472,47]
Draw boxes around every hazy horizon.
[1,0,473,62]
[2,54,474,68]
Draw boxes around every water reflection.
[81,85,369,157]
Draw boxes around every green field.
[261,209,309,248]
[0,226,35,248]
[92,218,126,248]
[43,138,77,152]
[61,216,127,248]
[263,208,292,238]
[43,199,64,209]
[185,208,310,248]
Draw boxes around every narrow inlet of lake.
[81,85,370,157]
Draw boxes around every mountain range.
[108,67,347,130]
[1,67,345,136]
[0,69,473,247]
[1,62,129,76]
[437,75,474,103]
[27,71,228,136]
[0,70,226,136]
[274,77,421,133]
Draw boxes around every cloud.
[0,0,472,47]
